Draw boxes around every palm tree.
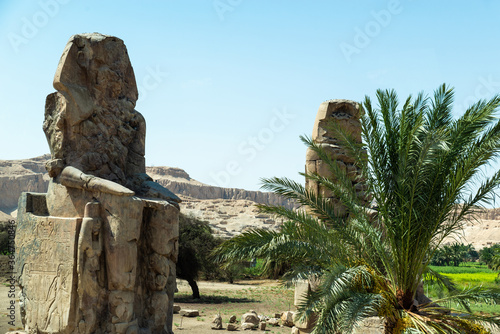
[215,85,500,333]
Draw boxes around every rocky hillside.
[0,155,51,212]
[147,166,293,208]
[0,155,499,246]
[179,196,283,239]
[0,156,292,211]
[0,156,291,237]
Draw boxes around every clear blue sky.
[1,1,499,192]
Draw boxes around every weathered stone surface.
[352,317,384,334]
[305,99,366,217]
[46,34,140,186]
[229,315,237,323]
[258,322,266,330]
[267,318,280,326]
[281,311,295,327]
[226,323,238,331]
[180,309,200,317]
[0,155,50,212]
[241,322,257,330]
[173,305,181,313]
[242,311,259,325]
[15,33,180,334]
[16,198,80,333]
[211,314,223,330]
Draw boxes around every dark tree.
[176,245,200,299]
[176,213,223,298]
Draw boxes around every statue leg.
[99,194,143,333]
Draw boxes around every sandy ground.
[0,278,286,334]
[173,279,292,334]
[0,270,497,333]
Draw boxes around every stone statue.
[15,33,181,334]
[305,99,367,216]
[296,100,368,333]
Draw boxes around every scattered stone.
[212,313,223,330]
[267,318,280,326]
[258,315,269,322]
[281,311,295,327]
[227,323,238,331]
[229,315,237,323]
[274,313,282,319]
[173,304,181,313]
[291,326,300,334]
[242,311,260,325]
[242,322,258,330]
[259,322,267,330]
[180,309,200,317]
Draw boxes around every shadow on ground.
[174,293,258,304]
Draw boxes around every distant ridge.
[0,156,498,246]
[0,155,293,211]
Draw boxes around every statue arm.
[60,166,135,196]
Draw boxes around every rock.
[291,326,300,334]
[281,311,295,327]
[15,33,180,334]
[258,314,269,322]
[352,317,384,334]
[180,309,200,317]
[274,313,282,319]
[148,166,295,208]
[293,279,319,330]
[227,323,238,331]
[241,322,257,330]
[0,155,50,211]
[258,322,267,330]
[212,313,223,329]
[173,304,181,313]
[267,318,280,326]
[242,311,260,325]
[229,315,237,323]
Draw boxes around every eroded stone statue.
[305,99,367,216]
[296,100,367,333]
[15,33,181,334]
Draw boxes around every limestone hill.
[0,155,289,238]
[0,155,499,246]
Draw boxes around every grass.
[426,263,500,315]
[172,263,499,332]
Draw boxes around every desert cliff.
[0,155,499,246]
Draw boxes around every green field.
[426,263,500,315]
